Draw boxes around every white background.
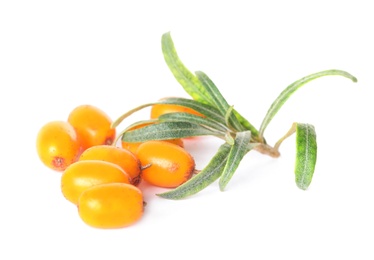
[1,1,373,259]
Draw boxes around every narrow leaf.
[121,121,221,142]
[232,109,260,139]
[196,71,245,131]
[259,70,357,138]
[162,32,213,104]
[158,112,230,133]
[111,97,226,129]
[295,123,317,190]
[161,32,259,137]
[224,105,234,126]
[157,143,232,199]
[219,131,252,191]
[157,97,226,124]
[114,119,158,145]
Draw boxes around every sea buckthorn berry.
[79,145,142,186]
[136,141,195,188]
[61,160,131,205]
[68,104,116,150]
[150,98,204,119]
[78,183,144,229]
[121,122,184,154]
[36,121,83,171]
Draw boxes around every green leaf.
[195,71,245,131]
[232,109,260,139]
[114,119,159,145]
[157,143,232,199]
[258,70,357,138]
[219,131,252,191]
[161,32,259,137]
[224,105,234,126]
[111,97,226,130]
[158,112,230,133]
[294,123,317,190]
[121,121,222,142]
[158,97,226,124]
[162,32,213,104]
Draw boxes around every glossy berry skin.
[61,160,131,205]
[136,141,195,188]
[78,183,144,229]
[79,145,142,186]
[36,121,83,171]
[68,105,116,150]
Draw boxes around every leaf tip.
[296,183,309,191]
[156,192,173,200]
[218,182,227,192]
[343,71,358,83]
[156,189,186,200]
[162,31,171,37]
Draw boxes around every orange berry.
[61,160,131,205]
[136,141,195,188]
[150,98,204,119]
[121,122,184,154]
[68,104,116,150]
[79,145,142,186]
[36,121,83,171]
[78,183,144,229]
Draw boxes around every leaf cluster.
[113,32,357,199]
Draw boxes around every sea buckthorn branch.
[113,31,357,199]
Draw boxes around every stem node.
[253,144,280,158]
